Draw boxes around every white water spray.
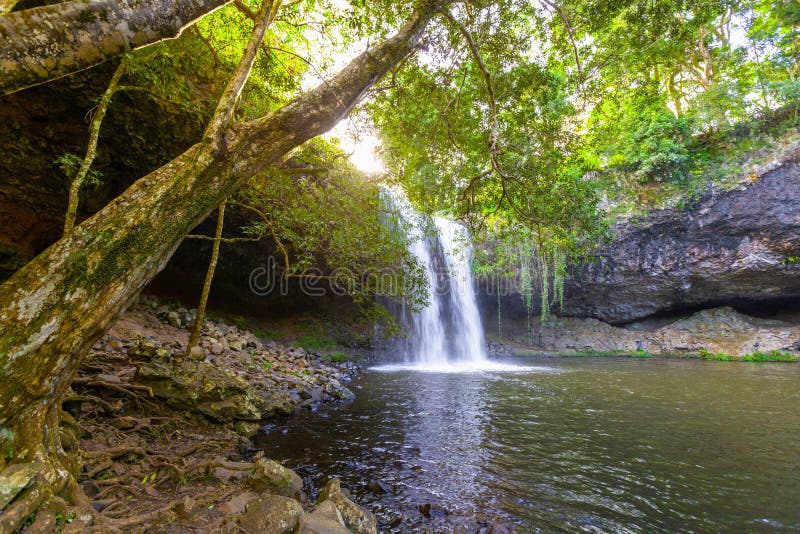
[379,189,495,370]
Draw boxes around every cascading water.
[380,189,488,368]
[434,217,486,363]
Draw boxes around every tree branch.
[539,0,583,81]
[63,59,128,236]
[0,0,233,96]
[204,0,281,147]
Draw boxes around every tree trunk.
[186,202,226,356]
[0,0,232,96]
[0,1,440,522]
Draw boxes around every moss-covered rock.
[237,493,303,533]
[135,358,295,422]
[246,458,303,499]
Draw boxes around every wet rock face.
[563,154,800,323]
[507,306,800,357]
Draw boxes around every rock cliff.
[561,150,800,323]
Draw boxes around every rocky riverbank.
[492,307,800,360]
[61,295,378,533]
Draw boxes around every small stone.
[110,416,137,430]
[367,478,390,495]
[211,343,224,355]
[166,311,182,328]
[188,345,205,360]
[229,339,244,352]
[487,522,512,534]
[238,494,303,534]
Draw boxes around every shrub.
[625,110,693,183]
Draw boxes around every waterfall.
[381,189,487,367]
[434,217,486,363]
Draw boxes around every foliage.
[625,109,693,183]
[699,348,798,361]
[54,153,103,188]
[237,138,428,315]
[743,350,797,362]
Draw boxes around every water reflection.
[256,358,800,532]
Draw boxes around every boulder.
[219,491,258,516]
[247,458,303,499]
[237,494,303,533]
[319,478,378,534]
[367,478,390,495]
[295,500,350,534]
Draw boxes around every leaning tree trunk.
[186,202,226,356]
[0,0,232,96]
[0,2,439,528]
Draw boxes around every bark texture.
[0,0,231,95]
[0,0,19,15]
[0,1,440,473]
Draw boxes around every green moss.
[295,334,336,352]
[325,352,348,363]
[254,328,283,340]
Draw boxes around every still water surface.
[256,358,800,532]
